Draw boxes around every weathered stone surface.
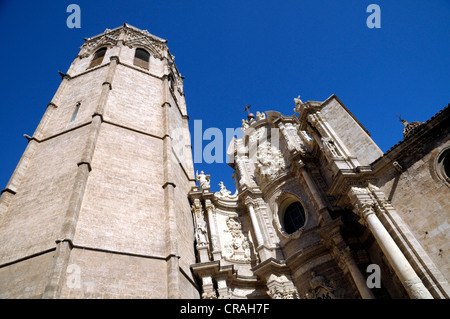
[190,99,448,299]
[0,23,448,300]
[0,24,198,299]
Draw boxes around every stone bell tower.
[0,24,198,298]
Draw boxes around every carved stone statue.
[255,142,285,183]
[293,95,304,113]
[214,182,237,199]
[256,111,266,121]
[219,182,231,196]
[195,223,209,247]
[223,217,251,261]
[304,271,337,299]
[196,170,210,191]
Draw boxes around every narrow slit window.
[70,102,81,122]
[134,48,150,69]
[168,73,174,90]
[88,48,107,69]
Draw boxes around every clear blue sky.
[0,1,449,193]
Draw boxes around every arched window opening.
[89,48,107,69]
[282,201,306,234]
[437,148,450,182]
[134,48,150,69]
[445,155,450,180]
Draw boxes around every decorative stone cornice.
[238,186,262,203]
[78,28,121,59]
[327,168,377,206]
[191,260,221,277]
[251,257,288,278]
[78,23,169,64]
[243,196,258,208]
[123,36,165,60]
[190,261,237,299]
[251,258,299,299]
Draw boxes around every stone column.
[205,199,221,261]
[354,199,433,299]
[319,220,375,299]
[294,160,332,224]
[161,65,181,298]
[340,248,375,299]
[216,274,231,299]
[244,196,275,261]
[245,197,264,248]
[201,276,217,299]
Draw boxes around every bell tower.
[0,24,198,298]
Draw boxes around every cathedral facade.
[0,24,448,299]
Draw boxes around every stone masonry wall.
[320,97,383,166]
[377,136,450,281]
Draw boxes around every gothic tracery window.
[134,48,150,69]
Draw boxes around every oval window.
[283,202,306,234]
